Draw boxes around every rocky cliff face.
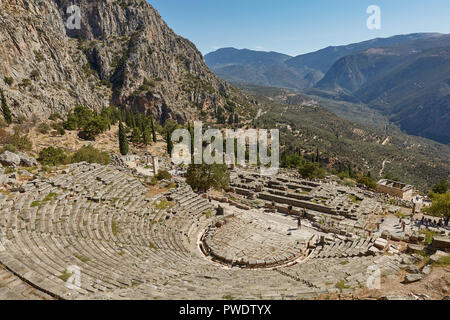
[0,0,239,123]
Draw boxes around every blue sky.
[148,0,450,56]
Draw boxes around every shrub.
[356,174,377,189]
[70,145,110,165]
[341,178,356,187]
[38,147,67,166]
[186,163,230,192]
[48,113,60,121]
[30,70,40,79]
[64,106,95,130]
[51,122,66,135]
[423,192,450,218]
[298,162,325,180]
[156,170,172,181]
[10,131,32,151]
[432,179,449,194]
[21,79,31,87]
[0,144,17,154]
[78,116,109,141]
[149,175,158,186]
[4,77,13,86]
[0,89,12,125]
[34,50,45,63]
[37,122,50,134]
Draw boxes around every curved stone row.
[201,215,309,268]
[0,164,405,300]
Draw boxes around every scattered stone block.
[430,250,448,263]
[421,265,432,275]
[431,236,450,251]
[404,274,422,283]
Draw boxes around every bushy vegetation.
[280,152,325,180]
[38,147,67,166]
[423,192,450,218]
[431,179,449,194]
[71,145,110,165]
[37,122,51,134]
[118,121,128,155]
[186,163,230,192]
[0,144,17,154]
[38,145,110,166]
[64,106,120,141]
[51,122,66,135]
[0,89,12,125]
[356,173,377,189]
[0,128,32,151]
[155,170,172,181]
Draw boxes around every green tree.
[356,174,377,190]
[0,89,12,125]
[423,192,450,218]
[38,147,67,166]
[227,113,234,125]
[10,131,32,151]
[79,116,109,141]
[118,122,128,155]
[150,115,157,142]
[216,107,225,124]
[281,153,305,169]
[166,131,173,156]
[432,179,449,194]
[124,109,135,128]
[130,127,142,143]
[298,162,325,180]
[186,163,230,192]
[64,112,79,130]
[64,106,95,130]
[71,145,110,165]
[142,126,152,145]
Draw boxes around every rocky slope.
[0,0,245,124]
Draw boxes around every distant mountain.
[316,35,450,144]
[286,33,439,74]
[205,48,315,89]
[205,33,441,90]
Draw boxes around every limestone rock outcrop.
[0,0,246,123]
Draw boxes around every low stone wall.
[258,192,335,215]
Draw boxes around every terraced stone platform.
[0,163,407,300]
[202,210,313,268]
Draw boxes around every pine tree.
[124,109,135,128]
[228,114,234,125]
[142,126,152,145]
[118,122,128,155]
[131,127,142,143]
[166,131,173,156]
[0,89,12,125]
[150,115,156,142]
[316,147,320,163]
